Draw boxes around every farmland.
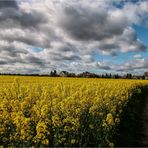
[0,76,148,147]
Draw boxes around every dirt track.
[134,96,148,147]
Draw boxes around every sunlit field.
[0,76,148,147]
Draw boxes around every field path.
[134,95,148,146]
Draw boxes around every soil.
[115,95,148,147]
[134,96,148,147]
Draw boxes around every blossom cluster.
[0,76,147,147]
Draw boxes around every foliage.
[0,76,148,147]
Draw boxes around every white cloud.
[133,54,142,59]
[0,0,147,74]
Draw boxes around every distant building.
[59,71,76,77]
[78,71,99,78]
[59,71,69,77]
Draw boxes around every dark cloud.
[16,34,50,48]
[0,0,47,29]
[24,55,47,66]
[59,4,126,41]
[0,61,8,65]
[49,52,81,61]
[0,0,147,74]
[0,42,28,57]
[59,44,77,52]
[0,0,18,9]
[96,62,111,70]
[99,65,111,70]
[95,27,146,55]
[0,51,47,69]
[0,10,47,29]
[18,11,48,28]
[98,43,119,50]
[0,0,51,50]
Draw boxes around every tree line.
[50,70,148,79]
[1,70,147,79]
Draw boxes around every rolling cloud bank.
[0,0,148,74]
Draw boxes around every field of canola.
[0,76,148,147]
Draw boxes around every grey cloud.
[59,3,127,41]
[61,55,81,61]
[0,1,52,49]
[98,43,119,50]
[120,59,148,71]
[45,42,81,62]
[90,57,148,73]
[119,27,146,52]
[57,1,146,56]
[96,62,111,70]
[0,61,8,65]
[16,34,50,48]
[23,55,45,65]
[18,11,48,28]
[0,9,47,29]
[0,42,28,57]
[50,42,78,52]
[49,52,81,61]
[0,29,51,49]
[0,0,18,9]
[0,51,48,69]
[0,41,47,67]
[22,68,41,74]
[0,0,147,74]
[82,54,95,63]
[95,27,146,55]
[59,44,77,52]
[98,65,111,70]
[0,0,48,30]
[123,0,148,27]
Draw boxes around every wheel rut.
[134,96,148,147]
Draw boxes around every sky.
[0,0,148,75]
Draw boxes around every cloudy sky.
[0,0,148,74]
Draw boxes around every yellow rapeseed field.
[0,76,148,147]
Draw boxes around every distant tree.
[50,70,57,77]
[126,73,132,79]
[53,70,57,76]
[144,72,148,79]
[105,73,108,78]
[109,73,112,78]
[50,71,53,76]
[144,72,148,77]
[68,73,76,77]
[101,74,105,78]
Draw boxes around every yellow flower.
[89,124,94,129]
[41,139,49,145]
[115,118,120,124]
[71,139,76,144]
[0,76,147,147]
[106,113,114,126]
[109,142,114,148]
